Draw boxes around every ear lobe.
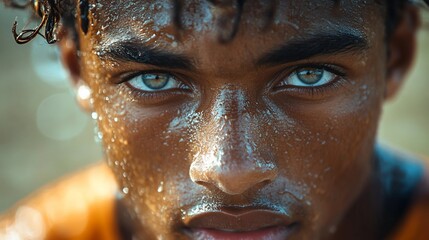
[58,32,93,112]
[385,6,420,100]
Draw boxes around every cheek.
[80,47,202,233]
[91,86,201,227]
[271,80,384,230]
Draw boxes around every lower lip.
[189,226,294,240]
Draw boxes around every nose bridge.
[190,87,278,195]
[212,87,247,144]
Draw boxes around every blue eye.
[283,67,338,87]
[127,73,188,92]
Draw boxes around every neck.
[329,161,383,240]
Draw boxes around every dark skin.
[0,0,426,239]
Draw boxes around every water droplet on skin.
[138,189,145,196]
[91,112,98,120]
[122,187,129,194]
[94,128,103,142]
[120,139,129,145]
[180,209,187,220]
[157,181,164,193]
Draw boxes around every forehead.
[91,1,383,37]
[88,0,384,68]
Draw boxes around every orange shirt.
[389,165,429,240]
[390,197,429,240]
[0,164,120,240]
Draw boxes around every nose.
[189,88,278,195]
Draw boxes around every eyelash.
[273,63,348,97]
[118,71,192,102]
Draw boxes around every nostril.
[194,180,208,186]
[192,179,227,193]
[249,178,274,191]
[260,179,273,186]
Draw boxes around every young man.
[0,0,428,239]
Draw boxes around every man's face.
[78,1,387,239]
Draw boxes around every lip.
[183,208,298,239]
[189,226,296,240]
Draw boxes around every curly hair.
[2,0,428,45]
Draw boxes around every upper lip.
[183,207,294,232]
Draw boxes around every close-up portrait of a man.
[0,0,429,240]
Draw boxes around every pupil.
[142,74,169,89]
[297,68,323,84]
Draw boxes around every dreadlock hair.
[3,0,75,44]
[2,0,428,45]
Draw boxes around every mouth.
[183,207,299,240]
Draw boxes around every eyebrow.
[97,31,368,71]
[97,41,196,71]
[256,31,369,66]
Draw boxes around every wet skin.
[65,0,415,239]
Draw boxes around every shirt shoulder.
[0,162,120,240]
[389,155,429,240]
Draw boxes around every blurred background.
[0,5,428,212]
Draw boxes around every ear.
[385,5,420,100]
[57,30,93,112]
